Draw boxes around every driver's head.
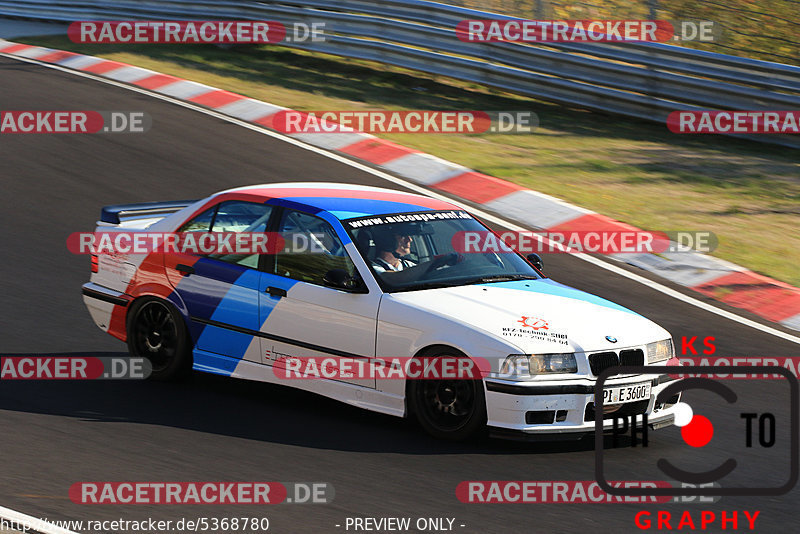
[375,226,413,258]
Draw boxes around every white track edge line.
[5,52,800,349]
[2,47,800,534]
[0,505,78,534]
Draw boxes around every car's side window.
[270,209,356,285]
[210,201,272,233]
[178,206,216,232]
[208,201,273,269]
[178,201,273,269]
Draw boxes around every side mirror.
[527,253,544,271]
[323,269,367,292]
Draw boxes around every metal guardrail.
[2,0,799,147]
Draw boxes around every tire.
[126,297,192,381]
[407,350,487,441]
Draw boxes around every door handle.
[176,264,195,275]
[266,286,287,298]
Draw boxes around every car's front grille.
[588,348,645,376]
[619,349,644,366]
[588,351,618,375]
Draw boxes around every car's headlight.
[500,353,578,378]
[646,339,674,363]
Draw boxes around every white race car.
[82,183,681,440]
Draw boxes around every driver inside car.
[371,227,417,272]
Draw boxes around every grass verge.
[18,36,800,286]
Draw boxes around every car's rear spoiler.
[100,200,198,225]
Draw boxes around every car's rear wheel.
[408,351,487,441]
[126,297,191,381]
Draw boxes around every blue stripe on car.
[192,271,299,375]
[482,278,639,315]
[274,197,435,219]
[195,268,262,362]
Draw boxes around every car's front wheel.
[408,351,487,441]
[126,297,191,381]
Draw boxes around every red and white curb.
[2,38,799,332]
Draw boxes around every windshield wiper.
[393,281,465,292]
[390,275,538,292]
[465,274,539,284]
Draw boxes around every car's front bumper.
[484,373,680,438]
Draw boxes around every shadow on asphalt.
[0,352,629,455]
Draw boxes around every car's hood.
[387,278,669,353]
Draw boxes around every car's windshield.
[344,209,543,292]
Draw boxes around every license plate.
[602,381,652,405]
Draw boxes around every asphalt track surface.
[1,55,799,533]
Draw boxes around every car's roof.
[218,182,463,220]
